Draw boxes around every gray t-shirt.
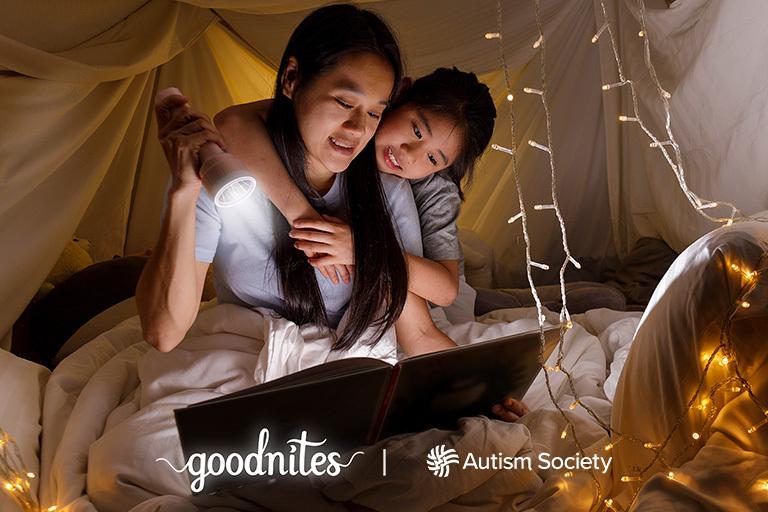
[195,172,423,327]
[409,172,463,264]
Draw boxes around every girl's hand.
[155,96,227,191]
[290,216,355,285]
[492,398,530,422]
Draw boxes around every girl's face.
[374,104,463,181]
[287,52,394,177]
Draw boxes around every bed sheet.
[37,303,637,512]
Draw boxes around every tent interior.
[2,0,768,511]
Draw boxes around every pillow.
[0,350,51,511]
[610,221,768,508]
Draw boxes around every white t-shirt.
[195,172,423,327]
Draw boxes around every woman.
[136,4,418,353]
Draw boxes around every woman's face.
[374,104,463,181]
[288,52,394,177]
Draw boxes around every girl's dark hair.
[397,67,496,199]
[267,3,407,351]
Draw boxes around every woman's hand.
[492,398,530,422]
[290,215,355,285]
[155,95,227,191]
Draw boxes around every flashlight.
[155,87,257,208]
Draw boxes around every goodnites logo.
[426,445,460,477]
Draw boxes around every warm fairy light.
[569,400,579,410]
[741,301,751,309]
[667,471,675,480]
[506,93,514,101]
[546,365,560,372]
[534,204,555,210]
[592,23,608,43]
[491,143,515,156]
[565,320,573,329]
[602,81,628,91]
[484,32,501,39]
[698,202,719,209]
[604,443,613,451]
[747,415,768,434]
[621,475,642,482]
[533,35,543,48]
[523,87,543,95]
[25,472,34,478]
[527,140,551,153]
[720,356,729,366]
[560,429,568,439]
[618,115,639,122]
[643,442,661,449]
[730,263,741,272]
[638,30,645,37]
[48,507,59,512]
[696,398,710,410]
[730,386,742,393]
[692,432,700,440]
[4,482,13,491]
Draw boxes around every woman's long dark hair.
[267,4,407,351]
[397,68,496,199]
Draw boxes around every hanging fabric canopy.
[1,0,766,343]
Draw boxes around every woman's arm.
[136,96,222,352]
[136,186,210,352]
[395,292,456,356]
[403,255,459,307]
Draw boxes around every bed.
[1,222,766,511]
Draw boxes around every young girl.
[137,4,419,353]
[215,68,497,353]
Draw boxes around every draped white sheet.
[2,0,767,347]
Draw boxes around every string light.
[484,32,500,39]
[533,34,543,49]
[491,143,515,156]
[527,140,551,153]
[667,471,675,480]
[592,23,608,43]
[740,301,751,309]
[0,427,53,512]
[602,81,629,91]
[487,2,768,510]
[534,204,556,210]
[506,93,514,102]
[596,0,755,227]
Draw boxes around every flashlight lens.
[214,176,257,208]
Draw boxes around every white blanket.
[39,304,639,512]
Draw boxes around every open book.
[174,327,558,493]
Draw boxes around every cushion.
[0,349,50,511]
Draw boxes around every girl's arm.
[214,101,350,284]
[395,291,456,356]
[214,100,316,224]
[403,255,459,307]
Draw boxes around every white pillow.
[0,350,51,511]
